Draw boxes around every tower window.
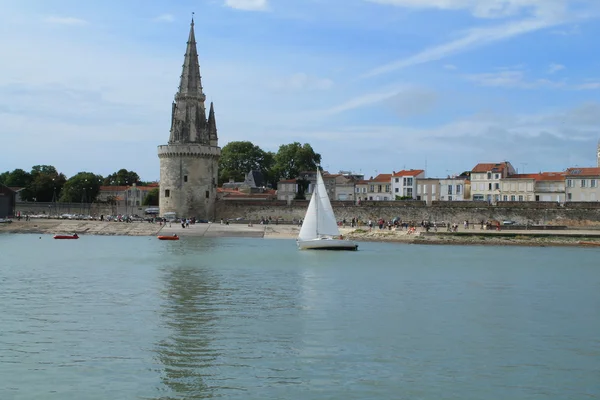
[184,175,188,182]
[205,190,210,199]
[165,189,170,198]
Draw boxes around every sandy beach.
[2,219,600,248]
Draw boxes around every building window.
[165,189,170,198]
[503,195,508,201]
[488,183,492,190]
[510,195,516,201]
[395,188,399,193]
[567,193,572,200]
[495,174,500,179]
[592,180,597,188]
[378,185,382,193]
[362,188,366,193]
[456,185,461,194]
[494,183,500,190]
[405,188,413,197]
[394,178,399,183]
[385,184,390,192]
[136,201,140,206]
[487,172,492,179]
[473,194,485,201]
[369,185,374,192]
[448,195,452,201]
[184,175,188,183]
[581,179,587,188]
[205,190,210,199]
[448,185,453,195]
[403,177,413,186]
[567,179,573,188]
[355,188,359,193]
[518,195,523,201]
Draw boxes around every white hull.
[297,237,358,251]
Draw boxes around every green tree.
[271,142,321,187]
[218,141,274,185]
[142,188,159,206]
[0,171,9,185]
[103,169,140,186]
[20,165,67,202]
[59,172,103,203]
[3,168,32,187]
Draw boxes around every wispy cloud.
[548,63,565,74]
[552,24,581,35]
[363,17,561,77]
[224,0,269,11]
[44,16,88,26]
[466,68,599,91]
[153,14,175,23]
[269,73,333,91]
[324,86,404,114]
[443,64,458,70]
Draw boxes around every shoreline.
[2,219,600,248]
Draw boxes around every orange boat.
[158,235,179,240]
[54,234,79,240]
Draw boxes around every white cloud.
[225,0,269,11]
[44,16,88,26]
[324,86,405,114]
[269,73,333,91]
[548,63,565,74]
[443,64,458,70]
[466,70,526,87]
[363,17,560,77]
[153,14,175,22]
[366,0,571,19]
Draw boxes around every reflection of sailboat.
[297,169,358,251]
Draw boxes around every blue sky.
[1,0,599,181]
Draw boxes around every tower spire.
[208,101,218,145]
[177,17,205,99]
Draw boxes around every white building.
[391,170,425,200]
[470,162,516,203]
[565,168,600,202]
[439,177,470,201]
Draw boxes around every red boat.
[158,235,179,240]
[54,234,79,240]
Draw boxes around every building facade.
[565,168,600,202]
[391,170,425,199]
[439,177,470,201]
[470,162,515,203]
[416,178,440,205]
[158,19,221,219]
[0,184,16,218]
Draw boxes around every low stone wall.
[215,199,600,226]
[15,202,145,217]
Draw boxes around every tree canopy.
[59,172,103,203]
[1,168,32,187]
[142,188,159,206]
[272,142,321,182]
[103,169,140,186]
[218,141,274,184]
[20,165,67,202]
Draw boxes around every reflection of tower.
[153,264,219,398]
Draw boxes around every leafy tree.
[3,168,32,187]
[103,169,140,186]
[0,171,9,185]
[59,172,103,203]
[20,165,67,202]
[142,188,159,206]
[218,141,274,185]
[271,142,321,187]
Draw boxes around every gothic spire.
[177,18,205,99]
[208,101,218,144]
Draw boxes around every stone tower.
[158,18,220,220]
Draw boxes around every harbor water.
[1,234,599,399]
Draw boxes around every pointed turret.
[177,18,205,100]
[208,102,218,146]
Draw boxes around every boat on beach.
[158,235,179,241]
[54,234,79,240]
[297,169,358,251]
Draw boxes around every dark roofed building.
[0,184,16,218]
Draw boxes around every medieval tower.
[158,18,220,219]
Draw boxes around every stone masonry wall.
[215,200,600,226]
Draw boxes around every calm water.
[1,234,599,399]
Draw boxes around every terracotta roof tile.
[566,167,600,177]
[392,169,424,177]
[472,162,509,173]
[504,172,566,181]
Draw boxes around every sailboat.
[297,169,358,251]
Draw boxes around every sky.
[1,0,600,181]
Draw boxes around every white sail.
[298,190,318,240]
[298,170,340,240]
[315,170,340,237]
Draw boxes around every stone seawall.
[215,200,600,226]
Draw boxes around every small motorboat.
[54,234,79,240]
[158,235,179,241]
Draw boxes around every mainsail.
[298,170,340,240]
